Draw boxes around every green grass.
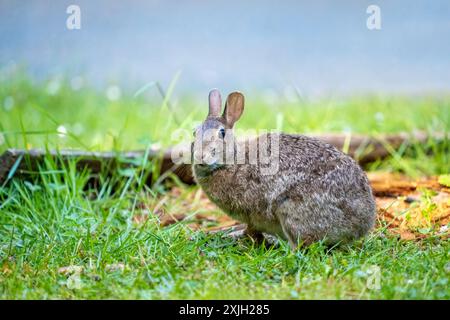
[0,72,449,299]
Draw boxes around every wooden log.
[0,131,443,186]
[0,148,195,186]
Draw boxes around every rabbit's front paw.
[224,225,269,245]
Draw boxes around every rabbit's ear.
[223,92,244,127]
[208,89,222,117]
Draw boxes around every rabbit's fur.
[192,89,376,248]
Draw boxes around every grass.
[0,72,449,299]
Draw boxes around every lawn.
[0,72,449,299]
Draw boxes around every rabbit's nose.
[193,149,217,165]
[193,149,210,164]
[202,149,218,165]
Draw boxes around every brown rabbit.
[192,89,376,248]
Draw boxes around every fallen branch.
[0,148,195,186]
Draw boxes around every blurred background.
[1,0,450,95]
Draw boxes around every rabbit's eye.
[219,128,225,138]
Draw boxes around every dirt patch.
[368,172,449,240]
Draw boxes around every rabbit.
[192,89,376,249]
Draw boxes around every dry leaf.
[160,213,187,226]
[400,231,416,241]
